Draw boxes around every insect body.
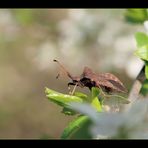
[53,59,127,94]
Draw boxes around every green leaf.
[74,92,88,100]
[91,97,102,112]
[45,88,83,115]
[140,79,148,96]
[125,9,148,23]
[91,87,100,99]
[145,61,148,79]
[45,87,83,107]
[91,87,102,111]
[135,32,148,48]
[135,45,148,61]
[61,107,77,116]
[61,115,90,139]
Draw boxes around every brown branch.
[121,65,145,112]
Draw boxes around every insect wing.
[81,67,118,92]
[81,66,95,78]
[95,77,119,92]
[98,73,127,93]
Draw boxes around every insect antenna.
[53,59,74,80]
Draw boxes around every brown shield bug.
[53,59,127,95]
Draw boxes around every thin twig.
[121,65,145,112]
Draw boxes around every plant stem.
[121,65,145,112]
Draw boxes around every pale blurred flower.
[69,9,86,22]
[0,10,20,41]
[0,10,14,26]
[98,20,123,47]
[71,99,148,139]
[34,42,58,71]
[126,57,144,78]
[113,36,135,69]
[102,105,111,112]
[144,20,148,34]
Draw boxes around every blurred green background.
[0,9,144,139]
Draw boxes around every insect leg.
[71,83,78,95]
[67,82,77,95]
[67,82,75,90]
[97,85,106,97]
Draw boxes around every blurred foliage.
[135,33,148,79]
[134,29,148,95]
[135,32,148,48]
[13,9,34,25]
[128,8,148,97]
[61,115,91,139]
[71,100,148,139]
[140,79,148,96]
[125,9,148,23]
